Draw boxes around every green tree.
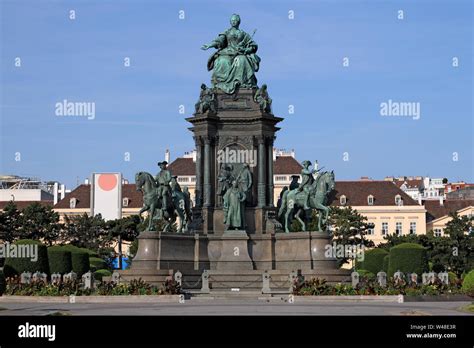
[105,215,141,269]
[15,203,62,246]
[0,202,21,242]
[443,212,473,276]
[328,206,375,267]
[63,213,109,251]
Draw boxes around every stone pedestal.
[208,230,253,270]
[131,231,209,271]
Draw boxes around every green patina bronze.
[201,14,260,94]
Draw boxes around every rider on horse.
[298,160,321,210]
[155,161,172,212]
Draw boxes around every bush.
[89,257,107,272]
[383,255,389,273]
[356,269,376,281]
[448,271,459,285]
[461,270,474,297]
[71,252,90,277]
[432,262,445,273]
[59,245,98,258]
[357,248,388,274]
[3,240,49,277]
[388,243,428,277]
[47,248,72,274]
[94,269,112,281]
[0,271,5,296]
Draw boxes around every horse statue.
[277,170,335,233]
[135,171,190,233]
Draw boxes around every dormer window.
[340,195,347,206]
[395,194,403,206]
[367,195,374,206]
[122,197,129,207]
[69,198,77,209]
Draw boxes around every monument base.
[131,231,209,271]
[208,230,254,271]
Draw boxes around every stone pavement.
[0,299,471,316]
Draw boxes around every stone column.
[257,136,266,207]
[203,136,212,207]
[194,136,203,207]
[267,137,274,206]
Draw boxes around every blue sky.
[1,0,472,188]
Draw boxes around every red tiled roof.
[54,184,143,209]
[329,181,419,206]
[424,199,474,222]
[166,156,303,176]
[168,158,196,176]
[273,156,303,174]
[0,201,53,210]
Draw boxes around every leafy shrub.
[94,269,112,281]
[356,269,376,281]
[47,248,72,274]
[89,257,107,271]
[71,252,90,277]
[388,243,428,277]
[59,245,98,258]
[357,248,388,274]
[461,270,474,297]
[3,240,49,277]
[383,255,389,273]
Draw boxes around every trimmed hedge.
[383,255,389,273]
[356,269,375,280]
[461,270,474,297]
[357,248,388,274]
[3,240,49,277]
[71,252,90,277]
[47,248,72,274]
[388,243,428,277]
[94,269,112,281]
[89,257,107,272]
[58,245,98,258]
[0,270,5,296]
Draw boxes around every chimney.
[192,149,197,162]
[84,178,90,185]
[53,182,59,205]
[272,148,276,162]
[417,195,422,205]
[439,196,444,206]
[165,149,170,163]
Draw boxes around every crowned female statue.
[201,14,260,94]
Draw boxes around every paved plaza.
[0,299,471,316]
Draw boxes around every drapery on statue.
[236,163,253,205]
[201,14,260,94]
[223,180,246,230]
[254,84,272,113]
[195,83,217,114]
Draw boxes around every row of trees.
[305,206,473,276]
[0,202,141,255]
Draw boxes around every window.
[340,195,347,206]
[395,195,403,206]
[275,176,287,182]
[367,227,374,235]
[409,222,416,234]
[381,222,388,236]
[191,177,196,182]
[395,222,403,235]
[178,177,189,183]
[122,197,129,207]
[367,195,374,206]
[69,198,77,209]
[434,228,442,237]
